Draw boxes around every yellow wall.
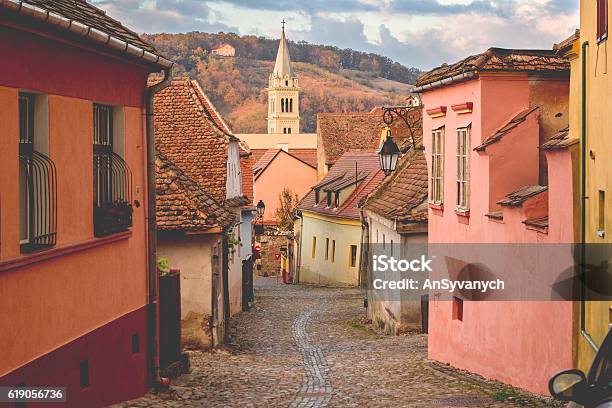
[298,211,361,286]
[569,3,612,372]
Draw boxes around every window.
[334,192,339,208]
[311,236,317,258]
[430,127,445,205]
[93,104,132,237]
[290,98,293,112]
[281,98,285,112]
[452,296,464,321]
[287,128,291,134]
[79,360,90,388]
[285,80,289,86]
[315,188,320,204]
[331,240,336,262]
[456,126,470,210]
[326,191,332,207]
[325,238,330,260]
[598,0,608,42]
[390,239,394,256]
[283,128,287,134]
[349,245,358,268]
[18,92,56,252]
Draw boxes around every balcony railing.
[93,152,133,237]
[19,150,58,252]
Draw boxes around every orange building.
[0,1,172,406]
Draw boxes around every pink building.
[415,48,577,394]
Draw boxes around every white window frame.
[430,126,445,205]
[456,126,470,211]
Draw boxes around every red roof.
[156,151,234,232]
[251,148,317,169]
[154,78,237,203]
[299,151,384,220]
[240,153,254,206]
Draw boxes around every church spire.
[273,20,294,79]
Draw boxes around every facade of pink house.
[416,48,577,394]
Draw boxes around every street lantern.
[256,200,265,219]
[377,128,400,176]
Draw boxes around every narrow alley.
[116,279,561,408]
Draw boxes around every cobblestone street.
[115,277,562,408]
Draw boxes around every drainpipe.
[580,41,599,352]
[146,67,173,387]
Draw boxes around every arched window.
[281,98,285,112]
[285,99,288,112]
[290,98,293,113]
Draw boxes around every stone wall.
[256,233,287,276]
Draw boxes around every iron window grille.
[93,104,133,237]
[19,93,57,252]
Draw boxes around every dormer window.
[315,188,320,205]
[334,192,340,208]
[326,191,332,207]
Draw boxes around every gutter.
[579,41,599,352]
[413,71,478,93]
[0,0,172,68]
[146,67,173,387]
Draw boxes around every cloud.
[89,0,579,70]
[91,0,237,33]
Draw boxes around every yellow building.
[295,152,384,285]
[556,11,612,372]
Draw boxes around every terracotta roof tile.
[15,0,160,55]
[156,151,234,232]
[523,216,549,229]
[541,127,578,150]
[288,148,317,168]
[317,109,422,166]
[475,107,538,151]
[365,148,428,229]
[154,78,232,203]
[240,153,254,206]
[416,48,569,88]
[498,185,548,207]
[298,151,383,220]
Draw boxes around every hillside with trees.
[144,32,422,133]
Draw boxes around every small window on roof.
[314,188,320,205]
[326,191,332,207]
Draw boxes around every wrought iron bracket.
[381,105,425,151]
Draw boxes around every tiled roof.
[240,153,254,207]
[156,151,234,232]
[317,109,422,166]
[497,185,548,207]
[554,30,580,54]
[416,48,569,88]
[253,148,316,179]
[251,148,317,168]
[475,107,539,152]
[154,78,234,203]
[541,127,578,150]
[364,148,428,230]
[9,0,164,58]
[299,151,384,220]
[523,216,549,229]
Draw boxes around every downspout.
[359,206,370,305]
[146,67,173,386]
[297,210,304,283]
[579,41,599,352]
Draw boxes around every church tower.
[267,22,300,134]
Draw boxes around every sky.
[90,0,579,70]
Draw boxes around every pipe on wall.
[145,67,173,386]
[579,41,600,352]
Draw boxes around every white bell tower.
[267,21,300,135]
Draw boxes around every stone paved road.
[114,277,562,408]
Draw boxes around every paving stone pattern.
[114,277,563,408]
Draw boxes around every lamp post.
[378,94,424,175]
